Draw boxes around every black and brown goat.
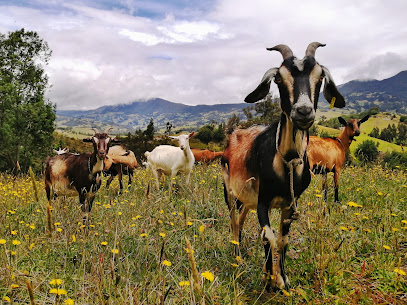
[307,115,369,202]
[221,42,345,290]
[104,145,138,194]
[45,128,118,221]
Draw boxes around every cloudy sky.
[1,0,406,110]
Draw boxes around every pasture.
[0,163,406,304]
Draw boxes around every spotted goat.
[221,42,345,290]
[45,128,118,222]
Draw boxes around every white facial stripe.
[279,66,294,104]
[293,58,304,71]
[309,64,322,102]
[93,137,99,144]
[105,138,110,144]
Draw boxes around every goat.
[307,115,369,203]
[145,132,195,189]
[221,42,345,290]
[104,145,138,194]
[191,148,223,164]
[44,127,118,222]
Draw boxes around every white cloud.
[0,0,406,111]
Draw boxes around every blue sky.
[1,0,407,110]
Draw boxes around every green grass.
[0,164,406,304]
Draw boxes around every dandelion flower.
[383,245,391,250]
[64,299,75,305]
[347,202,362,208]
[49,279,63,285]
[0,239,6,244]
[11,231,17,235]
[199,225,205,233]
[186,221,193,226]
[201,271,214,282]
[10,284,19,289]
[162,260,172,267]
[3,296,11,302]
[394,268,406,276]
[111,249,119,254]
[159,233,166,237]
[49,288,67,295]
[12,240,21,246]
[140,233,148,237]
[179,281,190,286]
[230,240,239,245]
[101,241,108,246]
[340,226,348,231]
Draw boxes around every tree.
[240,93,280,127]
[379,124,397,143]
[369,127,380,139]
[0,29,55,173]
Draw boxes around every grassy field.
[0,163,406,304]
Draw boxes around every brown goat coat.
[191,149,223,163]
[307,116,368,202]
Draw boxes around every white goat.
[145,132,195,189]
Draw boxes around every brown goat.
[307,115,369,202]
[45,128,118,222]
[104,146,138,194]
[191,148,223,164]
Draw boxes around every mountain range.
[57,70,407,132]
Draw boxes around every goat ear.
[338,117,347,126]
[321,66,346,108]
[83,137,93,143]
[189,131,195,138]
[360,115,370,124]
[111,138,121,143]
[245,67,278,103]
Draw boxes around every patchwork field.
[0,163,406,304]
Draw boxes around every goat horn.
[305,42,326,57]
[104,127,113,134]
[92,128,100,134]
[267,44,293,60]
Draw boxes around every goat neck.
[88,152,104,176]
[336,128,352,152]
[277,113,308,160]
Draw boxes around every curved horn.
[104,127,113,134]
[92,127,100,134]
[266,44,293,60]
[305,42,326,57]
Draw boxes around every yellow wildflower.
[162,260,172,267]
[12,240,21,246]
[101,241,108,246]
[179,281,190,286]
[230,240,239,245]
[49,279,63,285]
[64,299,75,305]
[49,288,67,295]
[111,249,119,254]
[383,245,391,250]
[394,268,406,276]
[201,271,214,282]
[0,239,6,244]
[159,233,166,237]
[199,225,205,233]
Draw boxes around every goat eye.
[319,76,324,82]
[274,77,282,84]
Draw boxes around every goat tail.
[144,151,150,158]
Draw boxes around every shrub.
[382,151,407,170]
[355,140,379,163]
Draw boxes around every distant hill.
[57,98,248,132]
[57,71,407,133]
[319,70,407,113]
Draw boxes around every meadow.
[0,163,406,304]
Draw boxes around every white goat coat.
[146,145,195,187]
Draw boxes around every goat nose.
[297,104,313,117]
[355,130,360,136]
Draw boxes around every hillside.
[57,70,407,133]
[57,98,248,132]
[319,70,407,114]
